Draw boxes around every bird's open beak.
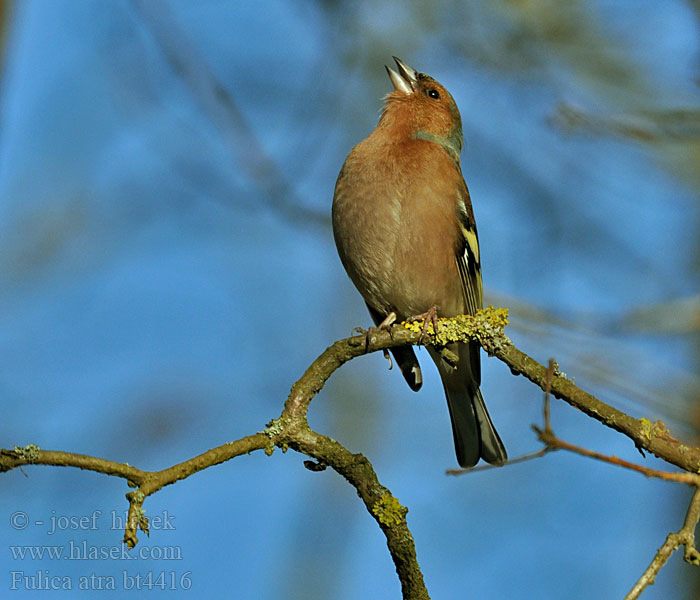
[385,56,418,94]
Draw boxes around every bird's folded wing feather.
[455,183,483,317]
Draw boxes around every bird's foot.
[352,312,397,360]
[407,305,439,344]
[375,313,398,369]
[353,312,396,371]
[382,349,393,370]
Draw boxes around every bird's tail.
[469,386,507,466]
[429,345,507,468]
[390,345,423,391]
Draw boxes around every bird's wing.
[455,184,483,317]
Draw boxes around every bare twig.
[493,339,700,472]
[532,427,700,486]
[446,448,549,475]
[448,356,557,476]
[624,488,700,600]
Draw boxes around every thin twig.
[495,338,700,472]
[446,448,550,475]
[448,356,558,476]
[624,488,700,600]
[5,309,700,600]
[534,427,700,486]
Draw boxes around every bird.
[332,57,507,468]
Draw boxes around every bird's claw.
[407,305,439,344]
[383,349,393,370]
[352,312,397,351]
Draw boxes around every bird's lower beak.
[385,56,418,94]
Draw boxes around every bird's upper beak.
[385,56,418,95]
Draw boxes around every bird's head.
[380,57,463,159]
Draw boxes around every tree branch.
[533,428,700,486]
[3,307,700,599]
[624,487,700,600]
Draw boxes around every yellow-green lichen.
[263,418,287,437]
[550,361,565,379]
[131,505,149,535]
[13,444,40,463]
[262,417,291,455]
[402,306,510,352]
[639,418,669,441]
[372,493,405,526]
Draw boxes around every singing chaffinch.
[332,57,507,467]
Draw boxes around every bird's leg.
[375,312,397,368]
[376,311,397,331]
[407,305,439,344]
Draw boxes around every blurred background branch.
[130,0,329,228]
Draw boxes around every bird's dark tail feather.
[429,344,507,468]
[391,346,423,391]
[471,387,507,466]
[445,385,507,468]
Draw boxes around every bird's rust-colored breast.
[332,134,466,318]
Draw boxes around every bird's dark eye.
[428,88,440,99]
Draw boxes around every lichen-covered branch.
[492,333,700,473]
[401,307,700,472]
[3,306,699,600]
[1,318,436,599]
